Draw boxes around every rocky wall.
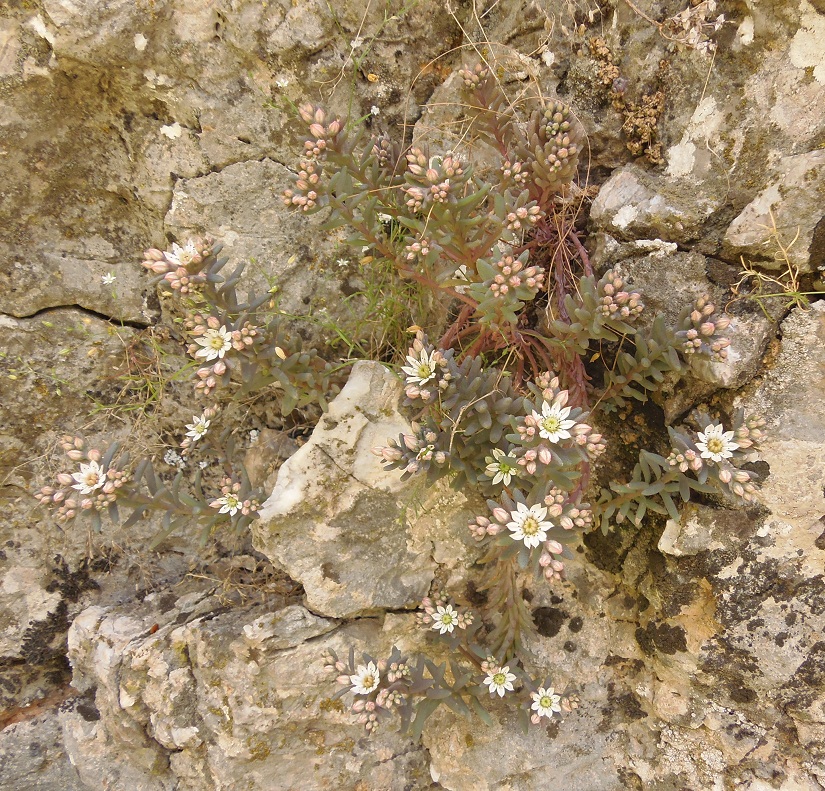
[1,0,824,789]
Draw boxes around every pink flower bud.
[719,469,732,483]
[545,540,564,555]
[57,473,73,486]
[213,360,227,375]
[87,448,102,462]
[492,507,509,524]
[207,316,220,329]
[336,675,351,686]
[67,450,84,461]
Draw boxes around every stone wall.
[1,0,824,789]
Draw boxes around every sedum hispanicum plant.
[280,62,768,735]
[38,238,338,547]
[38,60,767,740]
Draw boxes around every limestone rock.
[723,150,825,274]
[63,582,434,791]
[255,361,476,619]
[589,165,719,245]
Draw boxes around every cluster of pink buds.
[543,488,594,530]
[723,469,759,502]
[598,270,644,321]
[488,254,545,298]
[676,295,731,361]
[296,103,342,158]
[351,699,381,732]
[667,448,703,473]
[732,414,766,450]
[194,363,224,397]
[406,148,464,181]
[230,321,258,351]
[142,239,213,294]
[404,236,431,262]
[37,437,129,523]
[500,160,528,186]
[539,540,565,581]
[505,204,542,231]
[458,63,489,88]
[468,513,503,539]
[282,159,322,212]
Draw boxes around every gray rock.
[723,150,825,274]
[589,165,719,244]
[255,361,456,618]
[63,583,434,791]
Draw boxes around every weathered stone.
[723,150,825,274]
[63,581,435,791]
[590,165,720,244]
[255,361,476,618]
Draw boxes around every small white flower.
[249,429,260,445]
[275,76,289,88]
[485,448,519,486]
[101,272,116,285]
[350,36,364,50]
[194,326,232,361]
[350,661,380,695]
[370,105,380,117]
[185,415,211,443]
[198,460,209,469]
[214,493,241,516]
[377,212,393,224]
[71,460,106,494]
[401,349,438,386]
[336,258,349,268]
[507,502,553,549]
[696,423,739,463]
[432,605,460,634]
[531,687,562,718]
[484,665,516,697]
[533,401,576,443]
[167,241,199,268]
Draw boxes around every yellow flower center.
[706,437,724,453]
[493,672,506,686]
[542,416,561,433]
[522,516,540,536]
[417,363,433,378]
[362,674,375,689]
[84,472,100,487]
[540,695,554,708]
[209,335,226,350]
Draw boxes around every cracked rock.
[255,361,476,619]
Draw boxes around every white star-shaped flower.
[350,661,380,695]
[533,400,576,443]
[432,604,459,634]
[167,241,199,268]
[213,493,240,516]
[507,502,553,549]
[185,415,211,443]
[194,326,232,361]
[101,272,116,285]
[485,448,519,486]
[531,687,562,719]
[401,349,438,386]
[484,665,516,697]
[696,423,739,463]
[71,460,106,495]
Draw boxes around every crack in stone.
[0,304,149,330]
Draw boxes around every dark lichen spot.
[533,607,568,638]
[635,622,687,655]
[568,616,584,633]
[563,640,577,652]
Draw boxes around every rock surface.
[255,361,477,619]
[2,0,825,788]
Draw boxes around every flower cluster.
[597,269,644,321]
[37,437,129,524]
[209,477,260,518]
[417,596,474,634]
[142,239,212,294]
[181,406,219,453]
[674,295,731,361]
